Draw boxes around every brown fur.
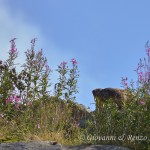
[92,88,133,111]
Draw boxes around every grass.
[0,95,150,150]
[1,38,149,150]
[0,96,90,145]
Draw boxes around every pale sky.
[0,0,150,110]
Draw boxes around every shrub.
[0,38,83,145]
[87,42,150,150]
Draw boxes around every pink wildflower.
[10,38,17,54]
[139,72,143,81]
[140,100,146,106]
[36,124,40,129]
[6,97,13,104]
[14,96,21,103]
[146,48,150,56]
[6,95,21,105]
[60,61,67,66]
[71,58,77,65]
[11,48,17,53]
[45,64,50,72]
[0,114,4,118]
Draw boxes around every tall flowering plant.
[65,58,79,101]
[121,41,150,106]
[6,38,18,69]
[39,63,52,98]
[0,38,52,106]
[0,38,79,119]
[54,61,68,98]
[134,42,150,94]
[54,58,79,101]
[21,38,52,102]
[0,38,18,105]
[0,38,53,122]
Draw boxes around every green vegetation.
[0,38,149,150]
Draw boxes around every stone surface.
[63,144,131,150]
[48,96,92,126]
[0,142,131,150]
[0,141,62,150]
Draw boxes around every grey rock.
[62,144,131,150]
[0,142,131,150]
[0,141,62,150]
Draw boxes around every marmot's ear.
[92,89,95,95]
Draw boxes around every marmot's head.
[92,88,103,97]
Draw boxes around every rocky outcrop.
[63,144,131,150]
[47,97,92,128]
[0,141,62,150]
[0,141,131,150]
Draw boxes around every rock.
[63,100,92,128]
[63,144,131,150]
[49,141,58,145]
[0,141,62,150]
[0,142,131,150]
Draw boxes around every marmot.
[92,88,132,111]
